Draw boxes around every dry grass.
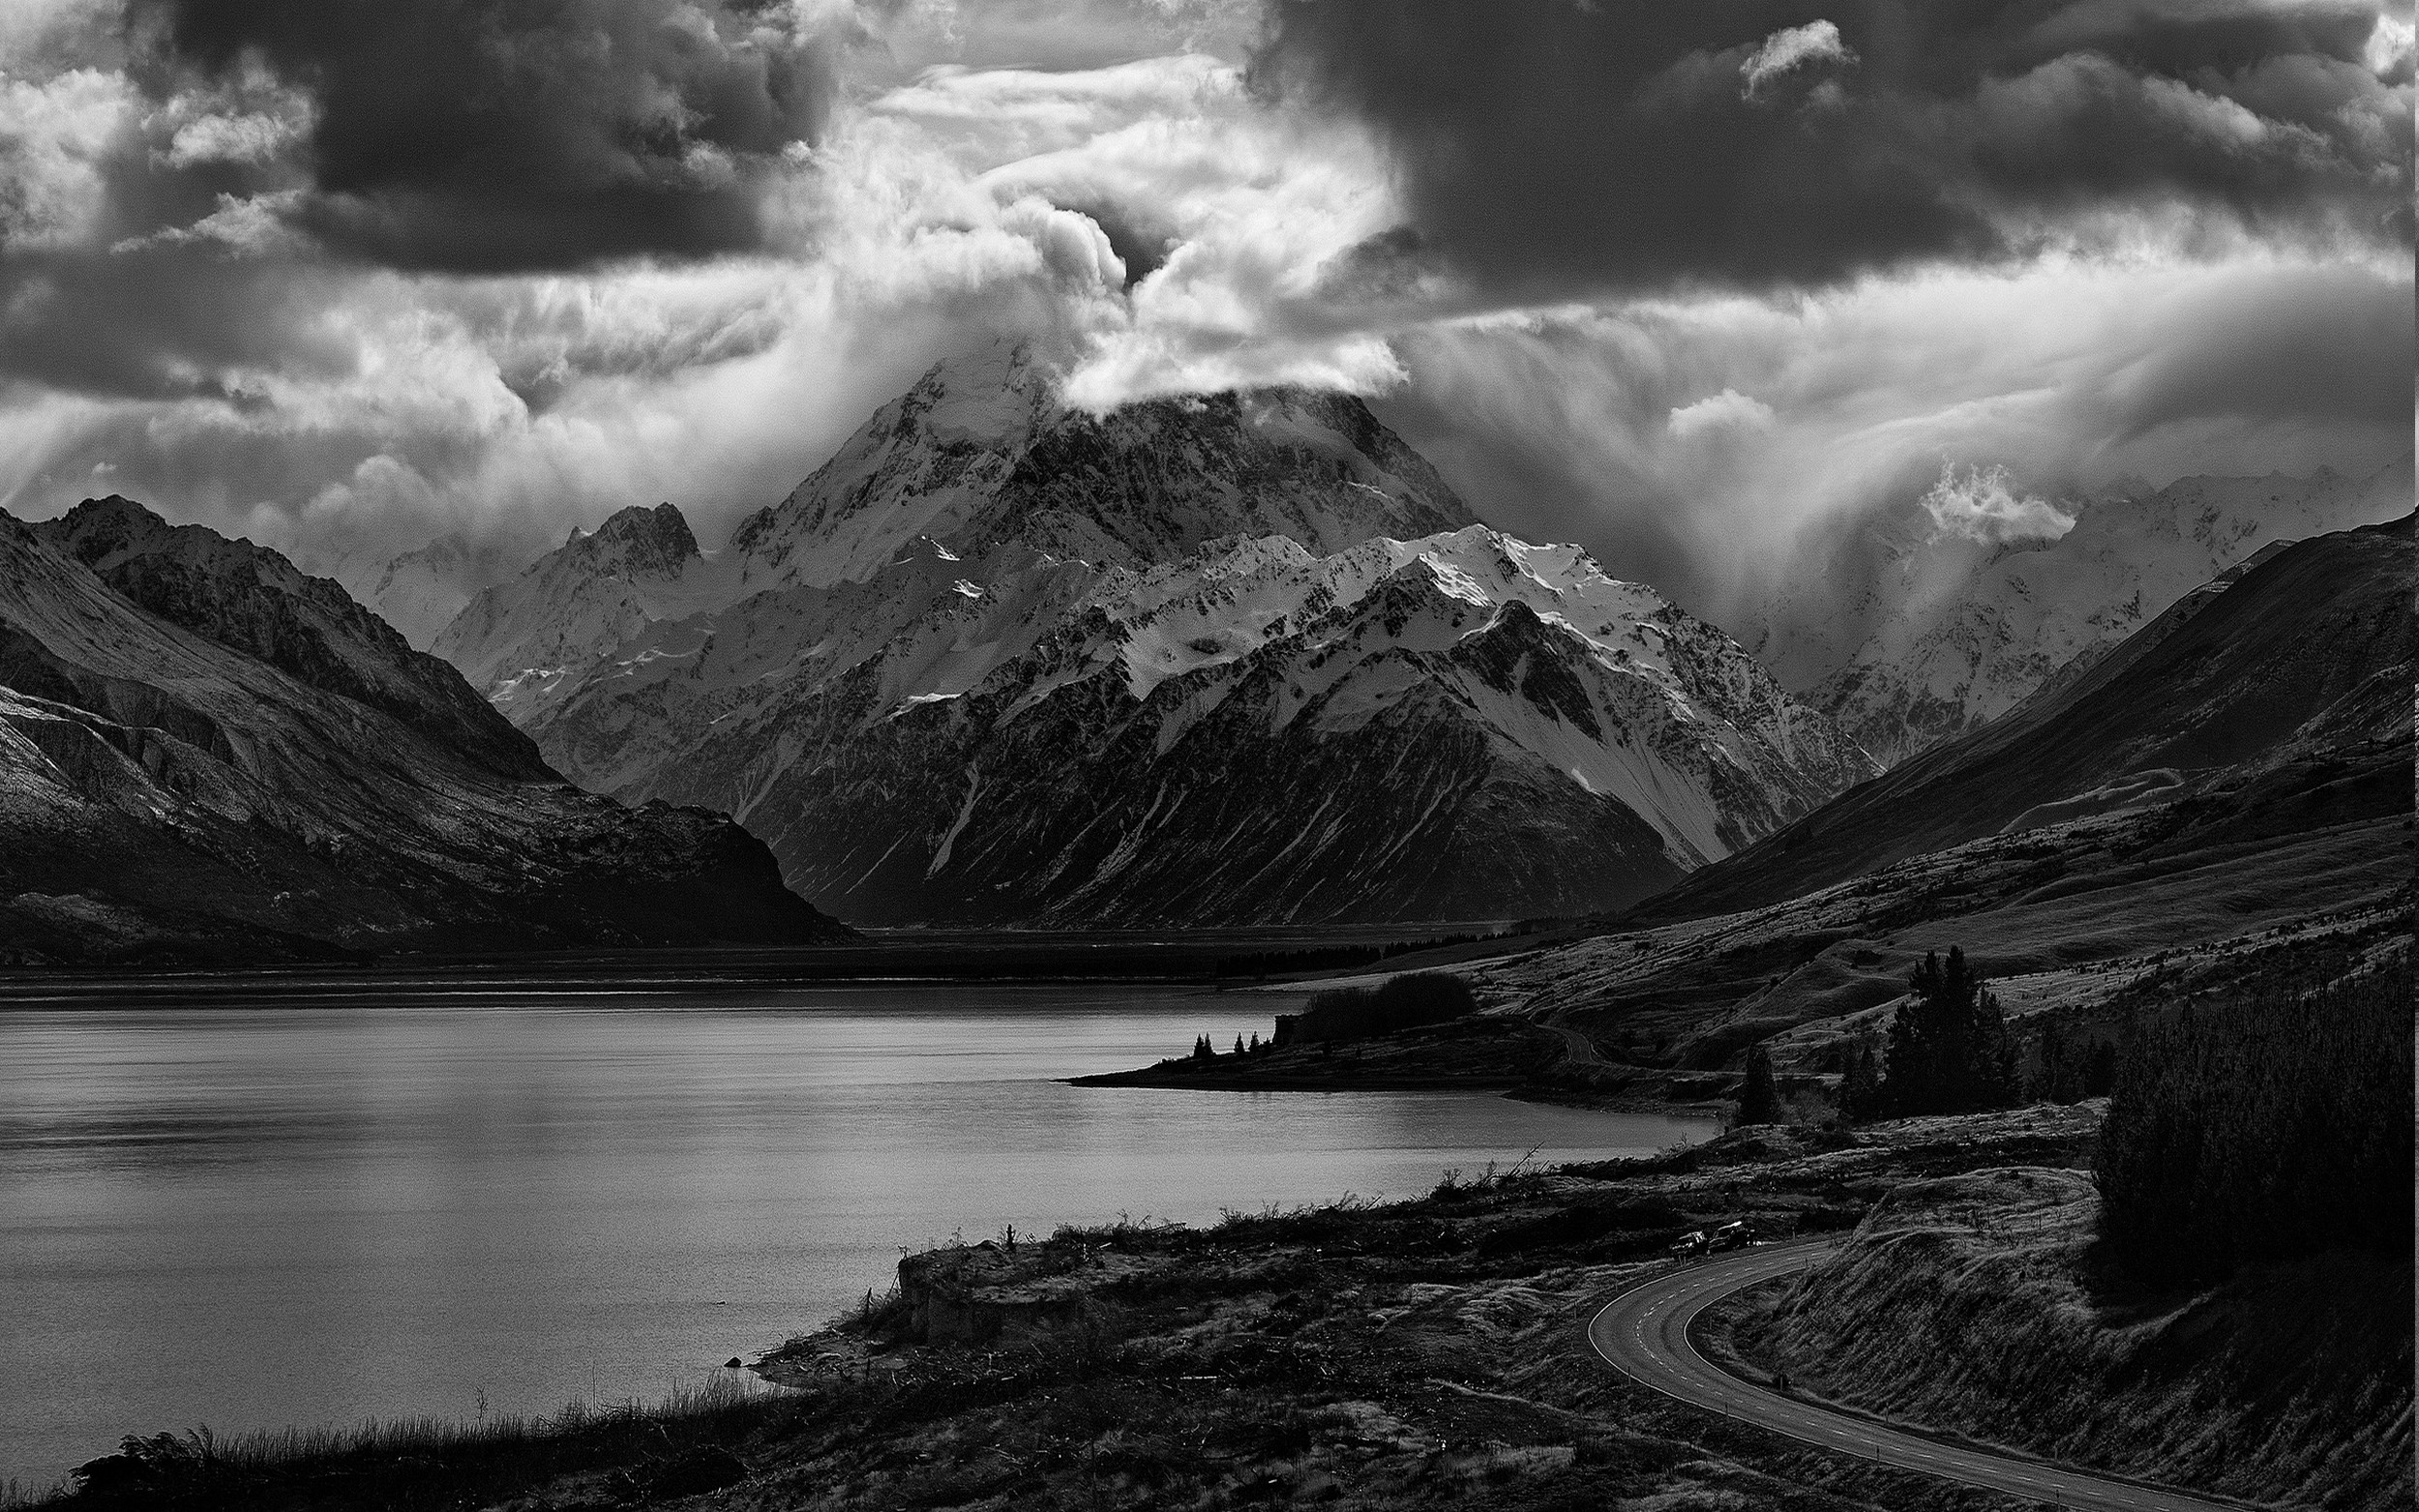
[1728,1168,2413,1512]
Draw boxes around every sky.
[0,0,2409,617]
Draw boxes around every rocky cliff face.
[0,499,850,964]
[455,347,1874,926]
[1740,457,2413,767]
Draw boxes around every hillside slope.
[0,500,849,964]
[1732,1168,2411,1512]
[1742,458,2412,766]
[1634,513,2414,925]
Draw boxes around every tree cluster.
[2029,1021,2117,1105]
[2093,964,2413,1286]
[1874,946,2016,1116]
[1292,972,1477,1044]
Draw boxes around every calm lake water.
[0,983,1713,1490]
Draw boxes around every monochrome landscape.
[0,0,2410,1508]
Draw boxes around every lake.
[0,981,1713,1491]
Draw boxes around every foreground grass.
[1719,1168,2414,1512]
[28,1375,805,1510]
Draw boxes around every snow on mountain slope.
[433,502,742,725]
[531,521,1875,925]
[338,534,523,651]
[1743,455,2413,767]
[728,340,1478,591]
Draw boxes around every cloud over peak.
[1919,461,2076,544]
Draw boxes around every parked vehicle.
[1669,1230,1710,1257]
[1707,1221,1753,1252]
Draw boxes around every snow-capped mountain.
[728,341,1478,591]
[1742,456,2413,767]
[338,533,523,651]
[538,523,1872,924]
[433,502,739,724]
[435,346,1876,926]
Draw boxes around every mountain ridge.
[1741,455,2413,766]
[1632,511,2417,926]
[0,499,850,964]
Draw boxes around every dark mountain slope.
[37,496,552,782]
[0,501,850,964]
[1631,514,2415,924]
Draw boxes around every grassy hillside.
[1633,513,2414,925]
[1727,1167,2413,1512]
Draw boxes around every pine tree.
[1233,1034,1245,1056]
[1880,946,2014,1114]
[1839,1039,1882,1121]
[1736,1044,1782,1126]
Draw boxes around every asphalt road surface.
[1587,1241,2250,1512]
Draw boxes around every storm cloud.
[1255,0,2413,300]
[126,0,841,272]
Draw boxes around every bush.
[1288,972,1477,1044]
[2094,962,2413,1285]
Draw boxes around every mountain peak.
[581,502,700,575]
[47,494,179,570]
[732,356,1477,591]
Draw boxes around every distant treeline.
[2094,963,2413,1286]
[1213,932,1511,980]
[1283,972,1478,1044]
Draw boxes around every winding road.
[1587,1241,2248,1512]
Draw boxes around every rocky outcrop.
[892,1243,1162,1348]
[0,500,851,964]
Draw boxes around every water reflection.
[0,986,1712,1488]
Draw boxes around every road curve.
[1588,1241,2248,1512]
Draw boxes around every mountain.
[1741,456,2413,766]
[1634,512,2416,924]
[337,533,524,652]
[433,502,738,725]
[0,497,850,964]
[727,340,1480,590]
[439,345,1876,926]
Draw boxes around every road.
[1587,1241,2250,1512]
[1544,1021,1611,1069]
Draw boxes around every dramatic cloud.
[1256,0,2413,300]
[1667,387,1777,439]
[0,0,2405,619]
[1741,19,1857,98]
[1369,251,2410,618]
[124,0,844,273]
[1917,461,2076,543]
